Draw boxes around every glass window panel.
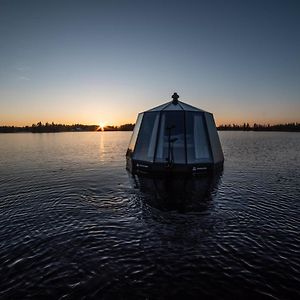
[162,103,184,111]
[155,112,185,164]
[185,112,195,163]
[186,112,212,163]
[204,113,224,163]
[147,114,159,158]
[133,112,159,162]
[128,113,143,153]
[156,114,165,160]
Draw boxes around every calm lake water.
[0,131,299,299]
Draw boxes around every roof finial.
[172,92,179,105]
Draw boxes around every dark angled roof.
[146,100,207,113]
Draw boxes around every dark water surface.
[0,132,299,299]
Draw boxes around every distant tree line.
[217,122,300,132]
[0,122,135,133]
[103,123,135,131]
[0,122,299,133]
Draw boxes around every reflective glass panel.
[204,113,224,163]
[186,112,212,163]
[155,112,185,164]
[133,112,159,162]
[128,113,143,153]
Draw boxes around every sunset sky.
[0,0,299,126]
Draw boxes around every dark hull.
[126,157,223,176]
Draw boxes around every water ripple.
[0,132,299,299]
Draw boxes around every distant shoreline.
[0,122,299,133]
[0,122,135,133]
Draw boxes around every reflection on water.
[0,132,299,299]
[132,172,222,213]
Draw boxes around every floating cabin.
[126,93,224,175]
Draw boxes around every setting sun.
[98,122,106,131]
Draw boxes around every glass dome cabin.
[126,93,224,175]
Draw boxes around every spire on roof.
[172,92,179,105]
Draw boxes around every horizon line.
[1,121,300,128]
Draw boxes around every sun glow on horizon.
[98,122,106,131]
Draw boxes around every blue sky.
[0,0,299,126]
